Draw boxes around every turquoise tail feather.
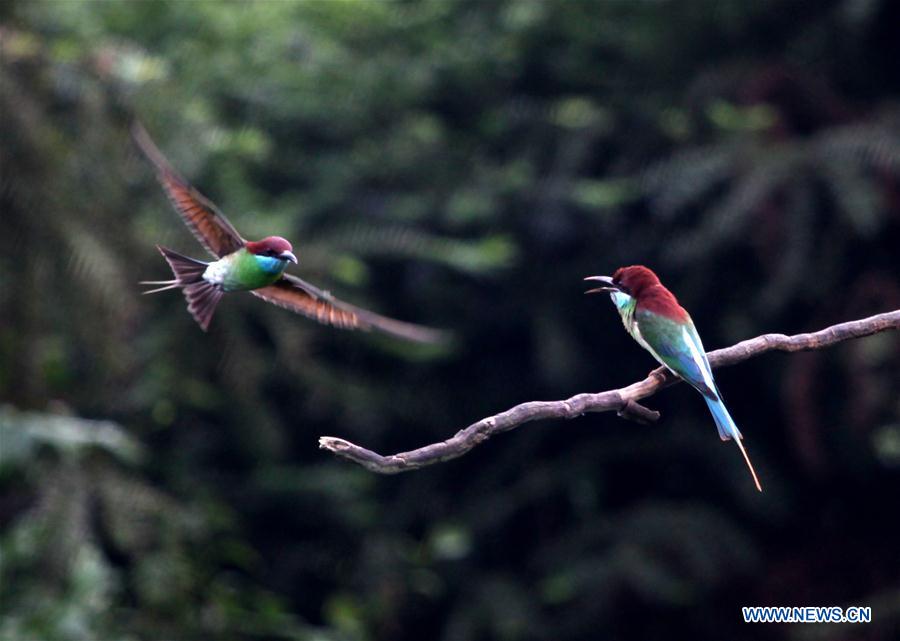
[703,395,742,441]
[703,395,762,492]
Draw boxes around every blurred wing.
[250,274,448,344]
[635,309,718,398]
[133,121,245,258]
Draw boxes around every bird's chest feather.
[612,292,667,364]
[611,292,647,347]
[203,251,285,291]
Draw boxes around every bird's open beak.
[280,251,298,264]
[584,275,617,294]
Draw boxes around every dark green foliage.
[1,1,899,639]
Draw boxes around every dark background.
[1,1,899,640]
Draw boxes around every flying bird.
[585,265,762,491]
[134,122,444,343]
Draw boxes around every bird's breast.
[202,252,285,292]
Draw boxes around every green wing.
[634,309,718,399]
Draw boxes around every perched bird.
[585,265,762,492]
[134,122,444,343]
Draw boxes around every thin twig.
[319,309,900,473]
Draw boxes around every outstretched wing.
[133,121,245,258]
[634,308,718,399]
[250,274,447,345]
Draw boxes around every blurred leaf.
[0,405,143,468]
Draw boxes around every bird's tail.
[703,395,762,492]
[141,245,223,332]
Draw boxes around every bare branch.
[319,309,900,474]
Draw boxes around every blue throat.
[610,291,633,311]
[254,255,287,275]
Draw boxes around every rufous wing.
[250,274,447,344]
[133,121,245,258]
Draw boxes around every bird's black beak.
[279,251,298,264]
[584,275,617,295]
